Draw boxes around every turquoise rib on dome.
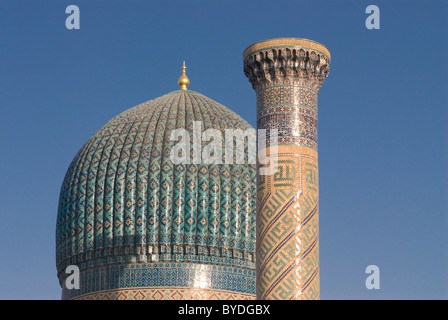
[56,90,257,284]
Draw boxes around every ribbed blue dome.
[56,90,257,286]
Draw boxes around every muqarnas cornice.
[243,38,331,91]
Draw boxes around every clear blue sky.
[0,0,446,300]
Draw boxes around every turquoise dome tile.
[56,90,257,283]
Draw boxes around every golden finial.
[178,61,190,90]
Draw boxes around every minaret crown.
[243,38,330,91]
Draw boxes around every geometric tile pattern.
[257,96,319,149]
[56,90,257,299]
[256,146,320,300]
[243,38,330,300]
[244,39,330,150]
[72,288,255,300]
[62,262,256,300]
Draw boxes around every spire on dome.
[178,61,190,90]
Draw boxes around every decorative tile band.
[72,287,255,300]
[57,244,255,283]
[61,262,256,300]
[256,85,318,113]
[256,85,319,149]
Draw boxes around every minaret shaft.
[243,38,330,300]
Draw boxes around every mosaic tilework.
[244,39,330,151]
[257,107,318,149]
[256,146,320,300]
[256,86,317,113]
[56,90,257,298]
[72,288,255,300]
[62,262,255,300]
[244,39,330,300]
[255,86,318,149]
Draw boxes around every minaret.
[243,38,331,300]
